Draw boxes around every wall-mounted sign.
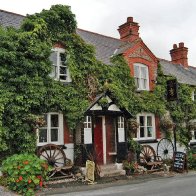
[167,79,178,101]
[173,151,187,173]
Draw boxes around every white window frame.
[134,63,149,91]
[50,48,71,82]
[118,116,125,142]
[134,113,155,140]
[190,120,196,142]
[84,116,92,144]
[37,112,64,146]
[192,90,196,101]
[191,130,196,142]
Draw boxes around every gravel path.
[0,186,18,196]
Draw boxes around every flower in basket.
[129,119,139,131]
[160,114,174,131]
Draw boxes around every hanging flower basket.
[188,121,196,130]
[160,116,174,131]
[128,119,139,133]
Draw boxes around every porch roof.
[84,91,133,118]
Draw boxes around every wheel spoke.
[54,150,61,158]
[55,156,64,161]
[40,154,48,160]
[43,146,50,158]
[49,145,52,158]
[52,147,57,157]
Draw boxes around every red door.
[94,117,103,164]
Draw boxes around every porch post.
[91,115,95,144]
[102,116,107,164]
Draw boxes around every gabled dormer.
[118,17,158,92]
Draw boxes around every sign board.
[85,160,95,183]
[167,79,178,101]
[173,151,187,173]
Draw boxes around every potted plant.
[122,160,135,175]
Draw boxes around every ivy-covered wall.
[0,5,195,161]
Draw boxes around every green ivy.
[0,4,195,159]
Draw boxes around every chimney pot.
[127,17,133,22]
[173,44,177,49]
[179,42,184,48]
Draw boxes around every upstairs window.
[134,63,149,91]
[38,113,64,146]
[50,48,71,82]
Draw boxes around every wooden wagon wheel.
[157,138,174,160]
[37,144,66,167]
[139,145,156,164]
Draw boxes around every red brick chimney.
[170,42,188,68]
[118,17,140,42]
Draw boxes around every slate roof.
[0,9,195,86]
[159,59,196,86]
[76,29,127,65]
[0,9,24,28]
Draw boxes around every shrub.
[0,176,8,186]
[2,153,51,195]
[187,150,196,169]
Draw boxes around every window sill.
[190,141,196,146]
[136,89,150,92]
[135,139,158,144]
[108,152,117,156]
[37,142,64,147]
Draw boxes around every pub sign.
[167,79,178,101]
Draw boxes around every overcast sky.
[1,0,196,67]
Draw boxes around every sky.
[1,0,196,67]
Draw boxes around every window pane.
[60,53,66,65]
[193,131,196,140]
[134,65,139,77]
[51,129,58,142]
[121,117,124,123]
[141,79,147,89]
[147,116,152,126]
[135,78,139,89]
[140,127,145,137]
[147,127,152,137]
[60,66,67,75]
[51,114,59,127]
[50,51,58,65]
[141,67,147,79]
[140,116,144,126]
[39,129,47,143]
[88,123,91,128]
[87,116,91,122]
[60,75,67,80]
